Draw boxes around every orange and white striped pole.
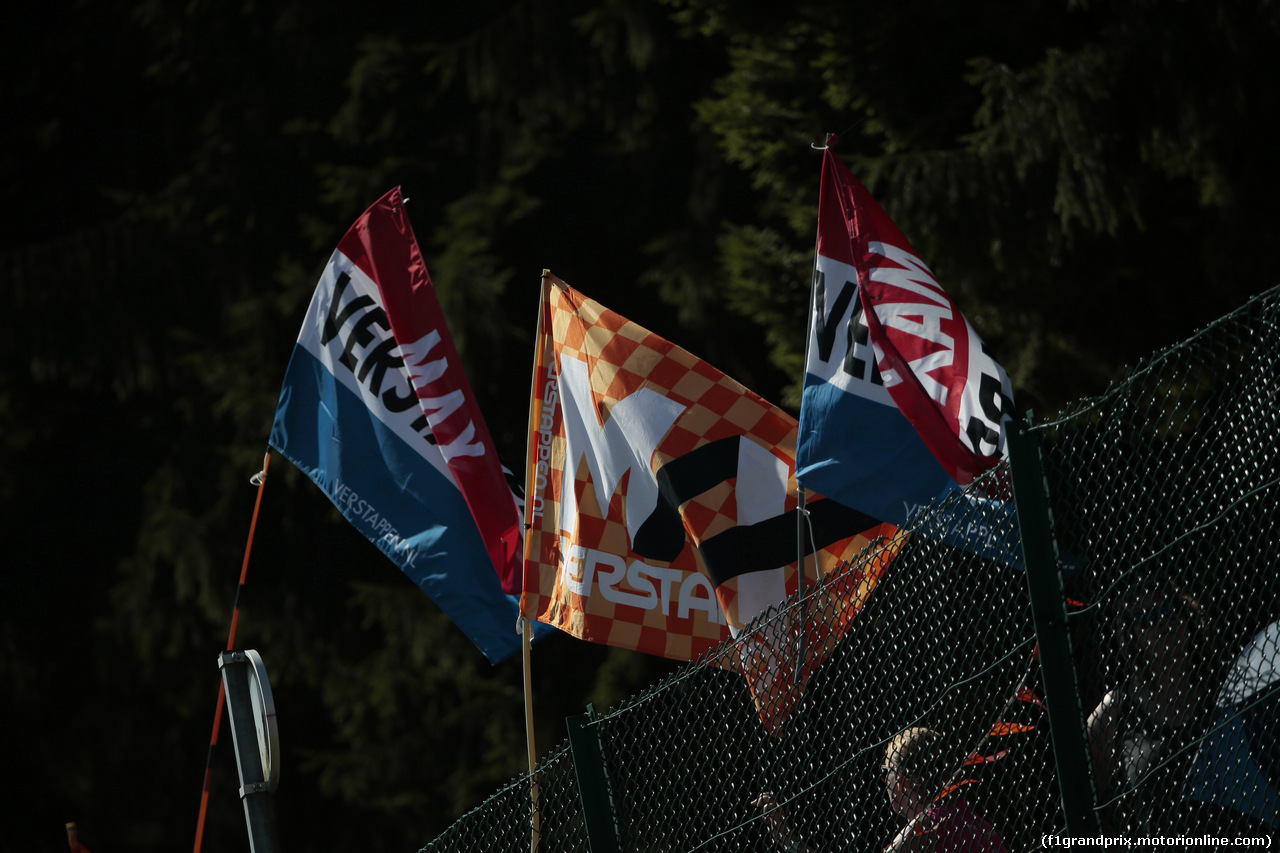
[192,451,271,853]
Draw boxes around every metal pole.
[796,488,807,695]
[567,706,620,853]
[1007,417,1101,836]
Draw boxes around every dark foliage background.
[4,0,1278,850]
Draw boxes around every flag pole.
[795,487,807,705]
[519,270,553,853]
[795,141,825,700]
[522,618,540,853]
[193,450,271,853]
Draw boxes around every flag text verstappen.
[332,479,417,567]
[530,360,559,523]
[561,538,724,624]
[809,254,891,402]
[320,268,447,452]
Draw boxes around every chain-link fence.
[421,285,1279,852]
[1038,286,1280,841]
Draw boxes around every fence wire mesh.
[424,743,586,853]
[1036,286,1280,840]
[420,285,1279,853]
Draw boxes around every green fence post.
[1007,417,1101,836]
[566,705,620,853]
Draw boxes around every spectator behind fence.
[755,726,1008,852]
[1183,617,1280,829]
[1086,578,1221,834]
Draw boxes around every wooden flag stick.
[523,618,540,853]
[520,271,552,853]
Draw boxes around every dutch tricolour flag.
[797,142,1019,564]
[270,188,543,663]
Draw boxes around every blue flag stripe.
[797,375,955,526]
[270,345,530,663]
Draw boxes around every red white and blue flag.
[797,140,1015,528]
[269,187,541,663]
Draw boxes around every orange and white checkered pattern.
[523,274,899,678]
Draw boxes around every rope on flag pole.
[192,450,271,853]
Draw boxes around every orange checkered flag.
[523,274,902,731]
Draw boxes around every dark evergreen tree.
[4,0,1277,849]
[664,0,1280,411]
